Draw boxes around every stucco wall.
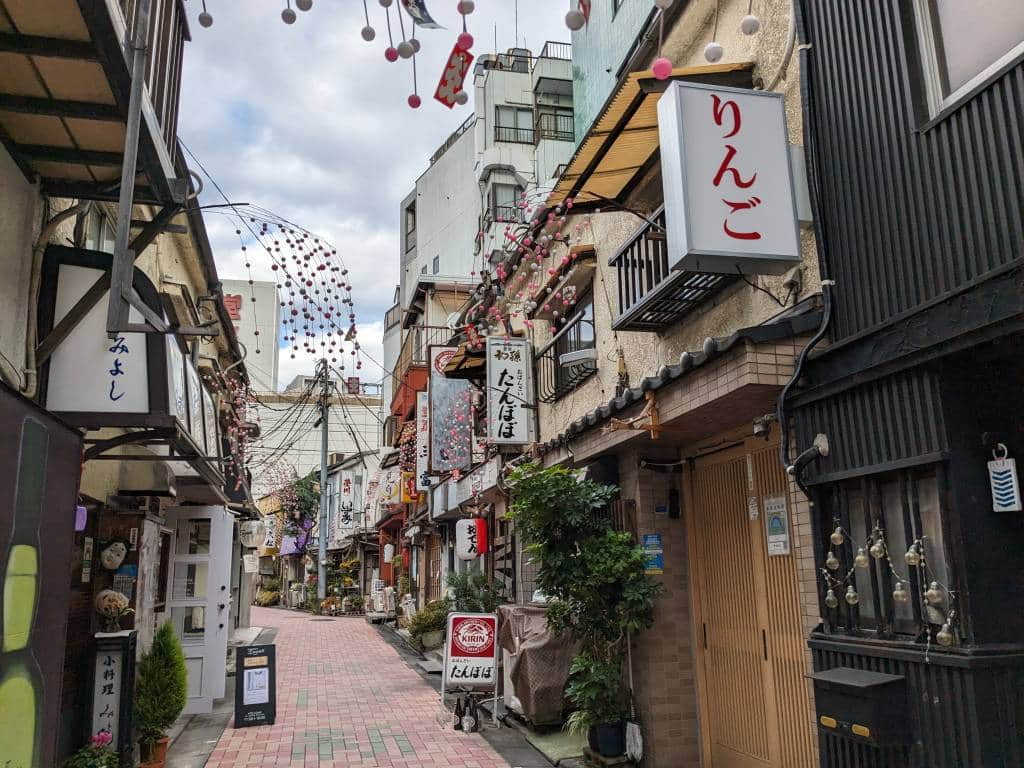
[0,148,38,388]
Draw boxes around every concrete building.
[222,278,281,392]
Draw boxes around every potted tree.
[408,598,451,650]
[135,622,188,767]
[509,464,661,758]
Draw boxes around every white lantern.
[383,543,395,563]
[239,520,266,549]
[455,518,487,561]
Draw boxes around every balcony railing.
[495,125,535,144]
[492,205,524,225]
[539,41,572,61]
[536,310,597,403]
[611,206,736,332]
[384,303,401,331]
[536,112,575,142]
[395,325,453,386]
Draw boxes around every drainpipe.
[22,199,91,398]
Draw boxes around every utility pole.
[317,358,329,601]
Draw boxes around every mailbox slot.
[811,666,910,747]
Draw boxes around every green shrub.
[408,598,451,643]
[255,590,280,607]
[135,621,188,748]
[447,570,505,613]
[261,576,281,591]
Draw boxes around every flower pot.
[420,629,444,649]
[140,736,170,767]
[588,722,625,758]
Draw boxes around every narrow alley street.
[201,608,529,768]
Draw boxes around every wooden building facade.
[788,2,1024,766]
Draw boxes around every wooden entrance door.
[687,439,815,768]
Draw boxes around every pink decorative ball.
[385,46,399,62]
[652,56,673,80]
[408,94,422,108]
[457,32,474,50]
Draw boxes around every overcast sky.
[178,1,568,390]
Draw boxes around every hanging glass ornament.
[825,589,838,609]
[905,542,922,567]
[740,14,761,35]
[198,0,214,27]
[936,622,955,647]
[845,585,860,606]
[825,551,840,571]
[704,41,724,63]
[296,0,312,10]
[854,548,869,568]
[281,2,296,23]
[869,536,886,559]
[830,526,844,546]
[924,581,943,605]
[892,581,909,603]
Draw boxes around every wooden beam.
[39,179,160,205]
[17,144,122,166]
[0,31,99,61]
[0,93,121,121]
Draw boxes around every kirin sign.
[658,81,801,275]
[444,613,498,690]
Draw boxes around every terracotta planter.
[140,736,170,767]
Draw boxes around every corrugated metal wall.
[802,0,1024,341]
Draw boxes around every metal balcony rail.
[536,310,597,403]
[539,41,572,61]
[495,124,535,144]
[611,206,735,332]
[536,112,575,142]
[492,204,524,224]
[119,0,187,157]
[395,325,453,385]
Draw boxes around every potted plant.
[135,621,187,767]
[446,570,505,613]
[508,463,661,758]
[409,598,451,650]
[64,733,120,768]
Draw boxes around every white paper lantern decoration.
[704,41,724,63]
[383,543,395,563]
[565,9,585,31]
[741,14,761,35]
[239,520,267,549]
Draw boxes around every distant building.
[222,278,281,392]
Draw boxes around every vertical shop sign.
[90,632,136,764]
[416,392,431,490]
[642,533,664,574]
[763,496,791,556]
[429,347,472,473]
[336,471,356,535]
[444,613,498,689]
[485,337,534,445]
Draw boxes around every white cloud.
[178,1,568,390]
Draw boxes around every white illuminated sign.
[658,81,801,275]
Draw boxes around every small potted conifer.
[135,622,188,767]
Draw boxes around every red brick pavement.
[206,607,512,768]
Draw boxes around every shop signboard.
[658,81,801,275]
[763,495,791,556]
[234,645,276,727]
[485,337,534,444]
[336,470,357,535]
[443,613,498,690]
[429,346,473,473]
[642,533,664,575]
[416,392,431,490]
[401,472,423,504]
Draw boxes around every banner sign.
[642,533,664,575]
[658,81,801,275]
[416,391,431,490]
[485,337,534,444]
[444,613,498,690]
[429,347,472,473]
[336,470,357,535]
[235,645,276,728]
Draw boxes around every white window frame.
[912,0,1024,121]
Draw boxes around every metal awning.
[550,62,754,209]
[0,0,187,204]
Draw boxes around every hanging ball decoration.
[740,14,761,35]
[384,46,399,62]
[565,9,586,31]
[869,536,886,559]
[905,543,922,567]
[936,622,955,647]
[704,41,724,63]
[845,585,860,605]
[854,548,869,568]
[296,0,312,10]
[824,589,839,609]
[361,25,376,41]
[408,93,422,109]
[397,40,415,58]
[410,37,421,53]
[457,0,475,13]
[379,0,393,6]
[825,551,840,571]
[830,526,845,546]
[893,581,910,603]
[924,581,944,605]
[198,11,214,27]
[457,32,474,50]
[455,90,469,106]
[281,7,297,24]
[655,0,675,8]
[651,56,673,80]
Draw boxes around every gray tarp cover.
[497,604,578,726]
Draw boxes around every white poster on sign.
[243,553,258,573]
[485,337,534,445]
[763,495,791,556]
[243,667,270,705]
[202,387,218,460]
[167,337,188,425]
[658,81,801,275]
[416,392,431,490]
[186,362,204,451]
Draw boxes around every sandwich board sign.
[234,645,276,727]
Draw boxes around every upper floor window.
[404,203,417,251]
[913,0,1024,118]
[432,255,440,274]
[490,183,524,224]
[81,206,116,253]
[495,106,534,144]
[536,107,575,141]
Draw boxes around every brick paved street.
[204,608,517,768]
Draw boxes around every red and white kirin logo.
[451,618,494,656]
[434,350,456,376]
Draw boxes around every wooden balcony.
[0,0,189,205]
[610,206,735,332]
